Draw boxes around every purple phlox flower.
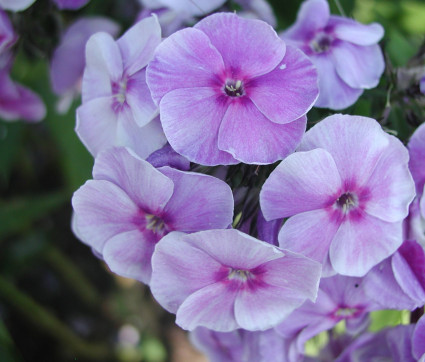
[72,146,234,284]
[190,327,290,362]
[363,239,425,311]
[0,59,46,122]
[276,275,380,361]
[261,114,415,276]
[50,17,120,114]
[76,15,166,159]
[147,13,318,165]
[234,0,277,27]
[0,10,17,55]
[53,0,90,10]
[334,324,416,362]
[150,229,321,332]
[146,143,190,171]
[413,314,425,360]
[0,0,36,11]
[281,0,385,110]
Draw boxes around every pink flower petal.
[408,122,425,194]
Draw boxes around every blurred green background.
[1,0,424,360]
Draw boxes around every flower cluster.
[3,0,425,360]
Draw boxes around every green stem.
[0,275,114,361]
[43,246,102,308]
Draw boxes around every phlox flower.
[260,114,415,276]
[50,17,120,113]
[147,12,318,165]
[72,147,234,284]
[150,229,321,332]
[281,0,384,110]
[190,327,289,362]
[275,275,380,361]
[141,0,226,17]
[76,15,166,159]
[363,240,425,310]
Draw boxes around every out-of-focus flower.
[0,60,46,122]
[261,114,415,276]
[0,10,17,55]
[235,0,276,27]
[281,0,384,110]
[50,17,120,113]
[141,0,226,17]
[53,0,90,10]
[276,275,380,361]
[145,143,190,171]
[363,240,425,310]
[420,75,425,94]
[190,327,289,362]
[0,0,36,12]
[147,13,318,165]
[72,147,234,284]
[76,15,166,159]
[150,229,321,332]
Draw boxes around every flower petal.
[195,13,285,79]
[159,87,237,166]
[330,212,403,276]
[331,42,384,89]
[146,27,225,104]
[408,122,425,194]
[248,45,318,124]
[218,98,306,164]
[260,148,342,219]
[330,16,384,46]
[159,167,234,231]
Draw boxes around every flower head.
[147,12,318,165]
[281,0,385,109]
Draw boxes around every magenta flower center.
[145,214,167,236]
[224,79,244,97]
[310,32,333,53]
[336,192,358,213]
[227,268,253,281]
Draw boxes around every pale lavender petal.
[160,0,226,16]
[299,114,389,186]
[183,229,284,270]
[392,240,425,305]
[0,10,17,54]
[159,87,237,166]
[331,42,384,89]
[146,27,225,104]
[278,208,341,275]
[53,0,90,10]
[72,180,139,253]
[82,32,123,103]
[146,144,190,171]
[257,210,281,246]
[75,97,118,156]
[151,232,224,313]
[330,212,403,276]
[260,149,341,219]
[103,229,156,283]
[413,315,425,360]
[362,135,415,222]
[283,0,330,41]
[408,122,425,194]
[50,17,120,96]
[92,147,174,213]
[177,282,238,332]
[236,0,277,27]
[195,13,285,79]
[126,69,158,127]
[330,16,384,46]
[363,258,418,310]
[312,53,363,110]
[248,45,318,124]
[116,113,167,160]
[218,98,306,164]
[117,15,161,76]
[0,0,36,11]
[234,254,321,330]
[159,167,234,231]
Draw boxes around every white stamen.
[279,64,287,70]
